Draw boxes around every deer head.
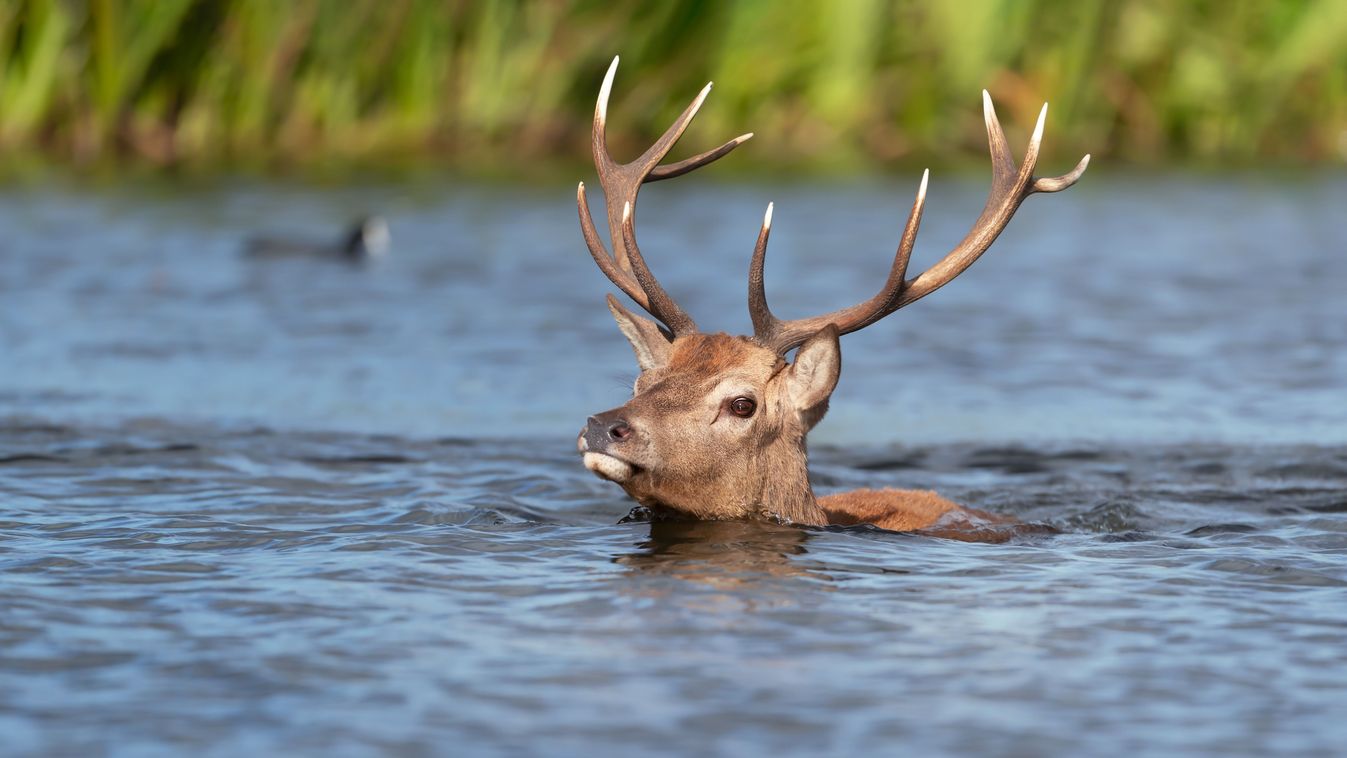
[575,57,1088,525]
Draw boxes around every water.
[2,172,1346,756]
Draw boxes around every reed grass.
[0,0,1345,172]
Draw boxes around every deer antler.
[577,56,753,337]
[749,91,1090,355]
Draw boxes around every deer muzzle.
[578,409,639,482]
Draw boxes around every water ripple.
[1,421,1345,754]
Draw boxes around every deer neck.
[633,440,826,526]
[750,439,826,526]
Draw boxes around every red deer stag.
[576,57,1088,535]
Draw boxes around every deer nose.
[584,412,634,452]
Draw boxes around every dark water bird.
[243,216,391,263]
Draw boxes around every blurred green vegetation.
[1,0,1345,173]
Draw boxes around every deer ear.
[783,324,841,422]
[607,294,673,371]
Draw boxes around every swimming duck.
[244,216,391,263]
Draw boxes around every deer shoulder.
[820,489,1013,537]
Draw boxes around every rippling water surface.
[2,173,1346,755]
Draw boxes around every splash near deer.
[575,57,1089,536]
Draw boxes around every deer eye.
[729,397,756,418]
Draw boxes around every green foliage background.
[1,0,1345,172]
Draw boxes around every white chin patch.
[583,452,635,482]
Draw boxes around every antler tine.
[983,90,1017,182]
[747,203,775,338]
[1033,153,1091,193]
[621,202,696,335]
[591,55,621,175]
[578,182,649,312]
[753,92,1088,355]
[632,80,714,176]
[751,171,929,352]
[649,132,754,181]
[577,55,752,336]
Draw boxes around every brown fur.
[821,489,1015,540]
[582,328,1007,539]
[820,489,962,531]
